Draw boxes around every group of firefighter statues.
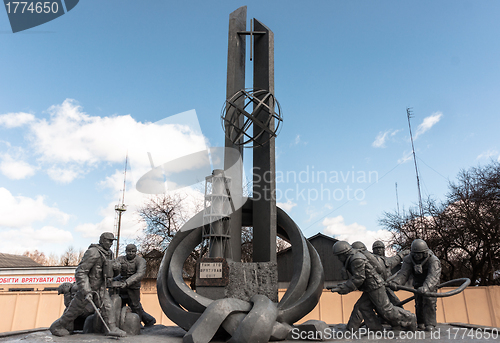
[48,231,469,340]
[330,239,444,333]
[47,6,469,342]
[49,232,156,337]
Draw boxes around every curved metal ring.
[157,200,324,331]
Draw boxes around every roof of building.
[277,232,343,282]
[0,253,43,268]
[277,232,338,256]
[143,249,163,259]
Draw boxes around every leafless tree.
[380,161,500,285]
[59,246,84,266]
[136,193,201,254]
[22,248,83,266]
[23,250,49,265]
[136,192,205,277]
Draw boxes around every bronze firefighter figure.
[388,239,441,331]
[50,232,127,337]
[331,241,417,332]
[115,243,156,327]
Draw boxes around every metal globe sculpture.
[221,89,283,148]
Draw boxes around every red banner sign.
[0,275,75,285]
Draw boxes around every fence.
[1,286,499,333]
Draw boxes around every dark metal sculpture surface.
[157,202,324,342]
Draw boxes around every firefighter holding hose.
[387,239,442,332]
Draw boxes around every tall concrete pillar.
[224,6,246,262]
[252,19,276,263]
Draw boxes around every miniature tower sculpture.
[203,169,232,259]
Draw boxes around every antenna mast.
[114,154,128,257]
[395,182,400,216]
[406,108,424,219]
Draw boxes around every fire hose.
[393,278,471,307]
[327,277,470,305]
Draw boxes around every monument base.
[196,261,278,302]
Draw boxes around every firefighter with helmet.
[332,241,417,331]
[387,239,441,331]
[50,232,127,337]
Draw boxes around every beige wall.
[1,286,499,333]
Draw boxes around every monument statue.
[155,6,324,343]
[371,240,409,305]
[351,241,386,276]
[372,240,409,281]
[387,239,441,331]
[347,241,398,329]
[50,232,127,337]
[58,282,76,309]
[331,241,417,332]
[57,282,93,330]
[115,243,156,327]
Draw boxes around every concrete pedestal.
[196,261,278,302]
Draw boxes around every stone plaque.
[200,262,223,278]
[195,257,229,287]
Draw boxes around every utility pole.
[406,108,424,219]
[395,182,400,216]
[114,154,128,257]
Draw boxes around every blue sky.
[1,1,499,256]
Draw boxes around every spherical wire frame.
[221,89,283,148]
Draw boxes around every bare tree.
[23,250,49,265]
[136,192,205,277]
[380,161,500,285]
[22,248,83,266]
[240,227,253,262]
[47,253,60,266]
[59,246,84,266]
[136,193,202,254]
[239,227,290,262]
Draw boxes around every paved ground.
[0,324,498,342]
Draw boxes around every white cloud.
[414,112,442,139]
[27,99,207,183]
[290,134,307,147]
[0,226,73,254]
[372,131,390,148]
[0,153,36,179]
[0,100,207,184]
[0,188,73,254]
[477,149,499,161]
[0,101,211,254]
[32,226,73,243]
[75,220,114,239]
[76,169,146,239]
[0,187,70,228]
[293,135,301,146]
[47,166,81,183]
[372,129,399,148]
[277,200,297,212]
[322,215,391,250]
[398,151,413,164]
[305,206,322,222]
[0,112,35,128]
[77,168,205,244]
